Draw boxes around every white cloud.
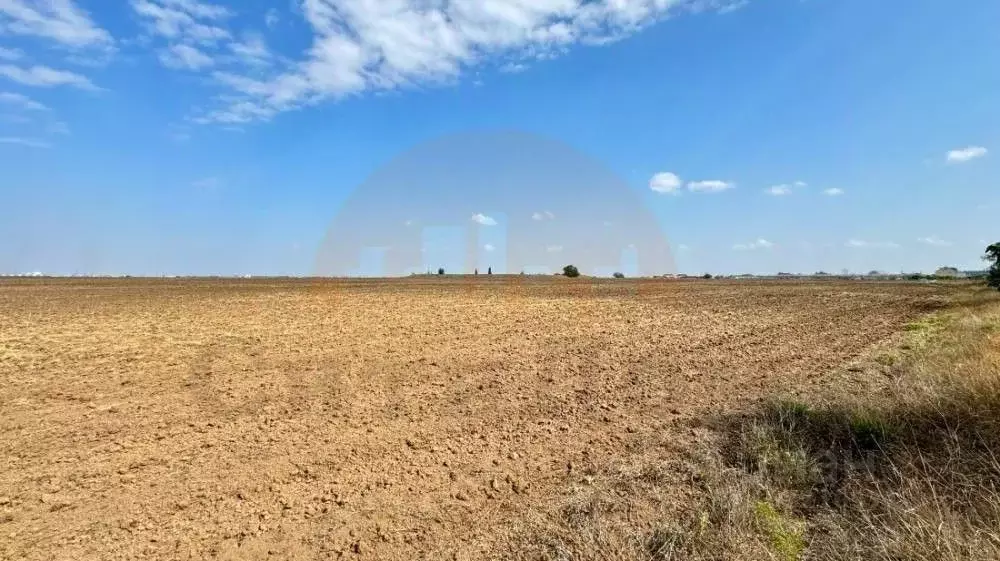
[160,0,231,20]
[159,43,214,69]
[191,176,221,189]
[131,0,231,44]
[917,236,952,247]
[47,120,69,134]
[0,46,23,60]
[179,0,748,124]
[733,238,773,251]
[946,146,987,164]
[688,179,734,193]
[823,188,844,196]
[484,243,495,252]
[264,8,279,28]
[0,136,50,148]
[0,63,98,89]
[0,0,112,49]
[228,33,272,66]
[532,210,555,220]
[649,171,682,194]
[546,245,563,253]
[0,91,48,111]
[500,62,527,73]
[471,213,497,226]
[766,181,807,196]
[846,239,899,249]
[717,0,749,13]
[677,244,690,251]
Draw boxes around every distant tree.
[438,268,445,275]
[474,268,479,275]
[935,266,961,279]
[985,242,1000,290]
[563,265,580,278]
[613,272,625,279]
[702,273,713,279]
[488,267,492,275]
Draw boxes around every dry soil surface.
[0,278,953,560]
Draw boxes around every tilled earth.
[0,278,952,560]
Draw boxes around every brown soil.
[0,278,954,560]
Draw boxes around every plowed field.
[0,278,954,560]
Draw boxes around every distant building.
[935,267,966,278]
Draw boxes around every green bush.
[563,265,580,278]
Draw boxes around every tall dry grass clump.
[501,288,1000,560]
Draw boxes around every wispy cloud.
[649,171,682,194]
[0,0,113,49]
[131,0,231,43]
[191,176,221,189]
[47,120,70,135]
[766,181,807,196]
[847,239,899,249]
[823,188,844,196]
[0,46,23,61]
[0,91,49,111]
[546,245,563,253]
[717,0,750,14]
[159,43,214,70]
[946,145,988,164]
[264,8,279,28]
[531,210,555,221]
[483,243,495,252]
[688,179,735,193]
[471,213,497,226]
[917,236,952,247]
[0,136,50,148]
[0,63,99,90]
[733,238,774,251]
[228,33,272,66]
[169,0,748,124]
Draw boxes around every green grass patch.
[753,500,805,561]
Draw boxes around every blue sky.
[0,0,997,276]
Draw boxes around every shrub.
[563,265,580,278]
[613,272,625,279]
[437,268,445,275]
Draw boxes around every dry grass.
[498,287,1000,561]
